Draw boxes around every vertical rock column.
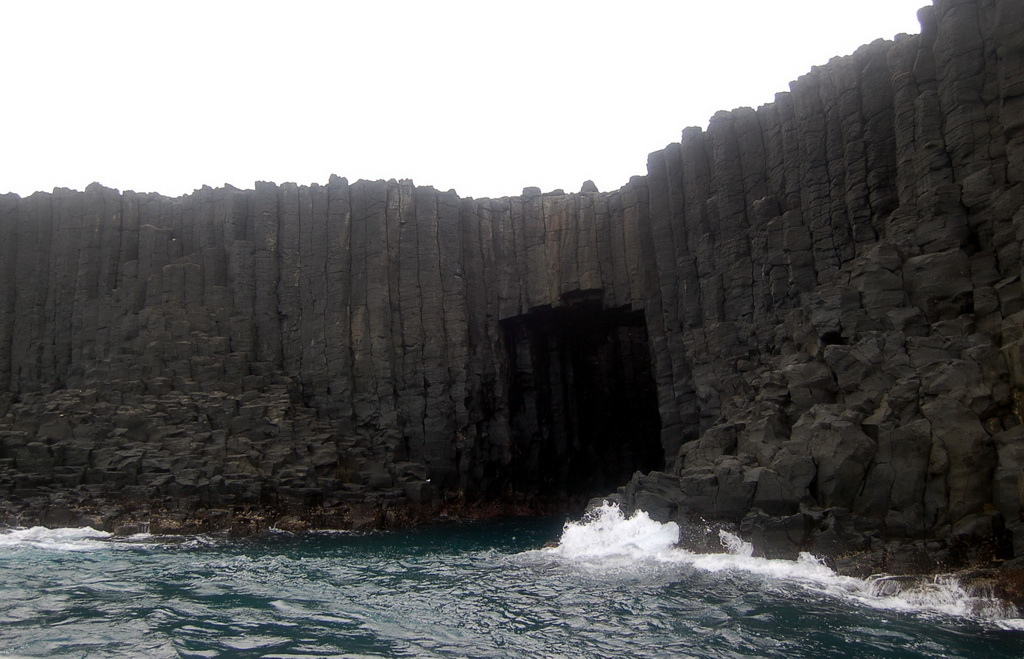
[996,0,1024,183]
[324,176,354,423]
[253,181,282,369]
[414,186,454,482]
[0,195,17,402]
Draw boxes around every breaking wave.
[531,502,1024,628]
[2,512,1021,656]
[0,525,113,552]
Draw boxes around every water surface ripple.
[1,507,1022,658]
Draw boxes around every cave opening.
[500,290,663,501]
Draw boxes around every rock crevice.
[1,0,1023,565]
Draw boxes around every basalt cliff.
[2,0,1024,572]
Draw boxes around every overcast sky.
[2,1,926,199]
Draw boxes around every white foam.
[0,525,112,552]
[543,501,680,564]
[854,574,1020,621]
[718,529,753,557]
[533,502,1024,627]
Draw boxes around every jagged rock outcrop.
[0,0,1023,567]
[602,0,1024,570]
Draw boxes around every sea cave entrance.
[500,290,663,501]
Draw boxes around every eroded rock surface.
[1,0,1023,569]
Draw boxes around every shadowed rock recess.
[1,0,1023,569]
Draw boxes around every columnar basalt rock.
[0,0,1023,568]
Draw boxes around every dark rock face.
[0,0,1022,566]
[500,291,663,498]
[602,0,1024,569]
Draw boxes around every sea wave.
[0,525,227,553]
[0,525,113,552]
[526,502,1024,628]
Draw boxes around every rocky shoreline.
[0,490,583,537]
[4,492,1024,613]
[1,0,1023,597]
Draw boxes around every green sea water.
[1,504,1022,658]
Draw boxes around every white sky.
[1,0,926,199]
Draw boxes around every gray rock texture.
[0,0,1023,567]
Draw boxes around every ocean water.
[1,503,1022,658]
